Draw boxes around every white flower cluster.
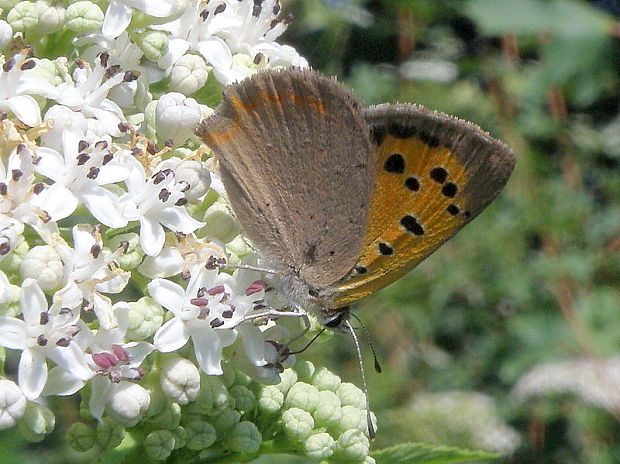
[512,356,620,414]
[0,0,306,435]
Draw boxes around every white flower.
[0,279,92,400]
[0,270,12,304]
[150,263,265,375]
[155,93,202,145]
[102,0,180,39]
[120,156,204,256]
[160,357,200,404]
[0,379,27,430]
[105,381,150,426]
[85,303,154,423]
[0,50,57,126]
[54,224,131,330]
[34,121,131,227]
[0,143,59,245]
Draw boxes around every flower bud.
[171,425,187,449]
[337,382,366,409]
[223,421,261,454]
[333,405,366,436]
[304,432,336,460]
[96,418,125,450]
[294,360,315,382]
[211,408,241,437]
[335,429,370,462]
[276,368,298,395]
[174,160,211,201]
[65,1,103,33]
[0,379,26,429]
[229,384,255,413]
[147,400,181,430]
[312,390,342,428]
[136,30,169,62]
[282,407,314,441]
[0,20,13,50]
[18,401,55,442]
[126,296,164,340]
[194,376,230,415]
[201,201,241,244]
[257,385,284,414]
[160,357,200,405]
[35,0,65,34]
[108,233,143,270]
[19,245,63,290]
[155,93,202,146]
[184,419,216,450]
[7,1,38,31]
[107,382,150,427]
[312,366,342,392]
[169,54,209,95]
[145,429,176,461]
[67,422,96,452]
[284,382,319,413]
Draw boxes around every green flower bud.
[257,385,284,414]
[335,429,370,462]
[223,421,261,454]
[136,30,169,62]
[127,296,164,340]
[96,418,125,450]
[194,376,230,415]
[169,53,209,95]
[224,235,253,266]
[171,425,187,449]
[211,408,241,437]
[312,366,342,392]
[0,283,20,317]
[313,390,342,428]
[4,236,27,274]
[184,419,217,450]
[232,367,252,387]
[276,368,298,395]
[201,201,241,244]
[364,457,377,464]
[337,382,366,409]
[0,0,20,8]
[294,360,315,382]
[304,432,336,460]
[7,2,39,32]
[282,407,314,441]
[145,429,176,461]
[333,405,366,436]
[19,245,63,290]
[67,422,96,452]
[284,382,320,413]
[229,385,255,413]
[65,1,104,33]
[17,401,54,442]
[108,233,143,270]
[147,400,182,430]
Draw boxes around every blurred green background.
[282,0,620,463]
[3,0,619,463]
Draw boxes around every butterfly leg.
[206,255,284,276]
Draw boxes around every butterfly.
[196,68,515,330]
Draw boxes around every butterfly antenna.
[344,319,376,440]
[349,312,382,374]
[288,328,326,355]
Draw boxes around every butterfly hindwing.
[330,104,516,307]
[197,69,377,288]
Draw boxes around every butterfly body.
[197,68,515,326]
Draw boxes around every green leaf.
[370,442,498,464]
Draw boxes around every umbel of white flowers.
[0,1,374,462]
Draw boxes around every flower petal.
[18,349,47,400]
[147,278,184,313]
[154,318,189,352]
[0,317,27,349]
[189,326,223,375]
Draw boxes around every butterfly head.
[320,306,351,333]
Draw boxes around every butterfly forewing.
[197,69,377,288]
[329,104,516,307]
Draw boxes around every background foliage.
[284,0,620,463]
[2,0,619,463]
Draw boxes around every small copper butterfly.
[197,68,515,329]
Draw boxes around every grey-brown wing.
[196,69,376,287]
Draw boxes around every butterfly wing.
[197,69,376,288]
[328,104,516,307]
